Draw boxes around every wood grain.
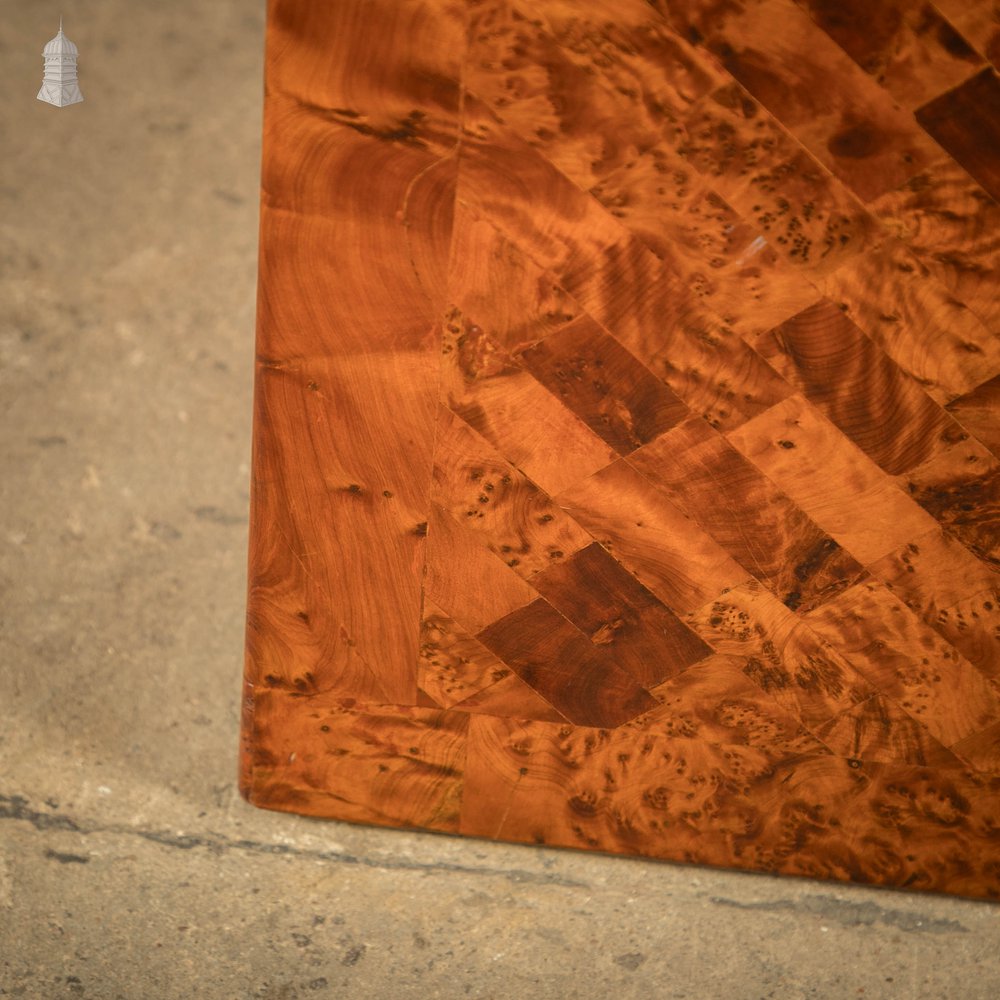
[750,298,960,474]
[462,716,1000,897]
[588,145,823,340]
[816,239,1000,404]
[555,459,752,614]
[898,432,1000,568]
[447,203,581,354]
[813,695,966,769]
[673,82,883,276]
[803,580,1000,748]
[516,315,690,454]
[449,671,569,724]
[868,530,1000,681]
[458,99,797,432]
[430,404,594,579]
[685,580,875,728]
[933,0,1000,68]
[792,0,982,108]
[438,310,618,496]
[248,355,442,706]
[726,394,941,564]
[465,0,657,190]
[641,652,831,759]
[869,157,1000,333]
[245,689,469,831]
[947,376,1000,457]
[655,0,940,200]
[422,501,536,633]
[243,0,1000,899]
[476,598,660,727]
[629,416,867,611]
[530,542,713,687]
[417,599,511,709]
[915,68,1000,202]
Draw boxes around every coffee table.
[241,0,1000,898]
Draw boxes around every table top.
[241,0,1000,898]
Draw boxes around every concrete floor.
[1,2,999,997]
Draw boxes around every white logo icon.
[37,17,83,108]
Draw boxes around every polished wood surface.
[242,0,1000,899]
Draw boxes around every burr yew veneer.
[241,0,1000,899]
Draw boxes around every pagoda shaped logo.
[37,18,83,108]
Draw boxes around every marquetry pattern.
[243,0,1000,898]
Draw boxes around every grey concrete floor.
[1,2,998,998]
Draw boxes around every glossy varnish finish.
[242,0,1000,899]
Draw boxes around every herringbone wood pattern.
[242,0,1000,898]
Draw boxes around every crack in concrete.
[43,847,90,865]
[709,894,971,934]
[0,793,588,889]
